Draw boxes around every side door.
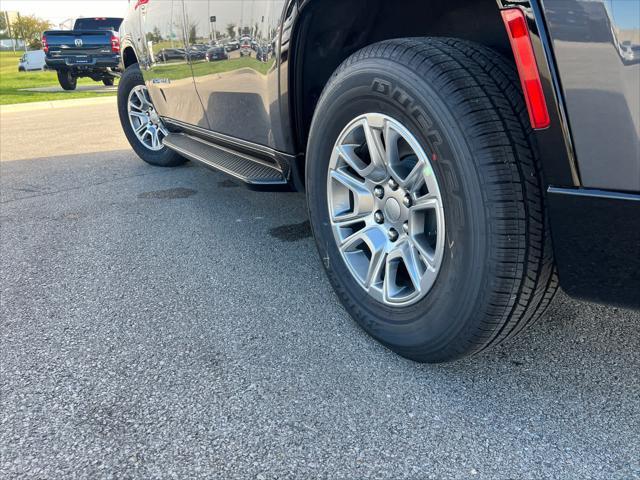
[138,0,209,128]
[183,0,287,149]
[543,0,640,191]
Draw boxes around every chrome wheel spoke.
[150,128,160,149]
[329,168,374,221]
[400,162,426,193]
[135,123,148,136]
[411,237,437,272]
[411,193,439,212]
[365,247,387,289]
[362,115,386,170]
[129,111,148,121]
[400,242,424,291]
[382,122,400,166]
[158,123,169,138]
[340,225,384,253]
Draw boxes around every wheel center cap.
[384,198,401,222]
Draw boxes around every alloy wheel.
[127,85,169,151]
[327,113,445,307]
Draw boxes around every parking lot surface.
[1,101,639,479]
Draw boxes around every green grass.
[154,56,276,80]
[0,51,275,105]
[0,51,117,105]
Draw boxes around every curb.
[0,95,117,114]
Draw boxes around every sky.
[1,0,129,25]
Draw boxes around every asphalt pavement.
[1,100,639,479]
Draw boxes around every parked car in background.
[117,0,640,363]
[43,17,122,90]
[186,46,207,61]
[225,40,240,52]
[205,46,228,62]
[18,50,46,72]
[255,45,270,62]
[158,48,186,62]
[239,39,252,57]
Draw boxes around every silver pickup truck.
[115,0,639,363]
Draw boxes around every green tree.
[11,14,51,49]
[226,23,236,39]
[148,26,162,43]
[0,13,9,40]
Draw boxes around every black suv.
[117,0,639,362]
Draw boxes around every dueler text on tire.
[306,38,558,363]
[117,64,186,167]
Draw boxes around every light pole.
[210,16,217,45]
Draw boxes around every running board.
[163,133,289,190]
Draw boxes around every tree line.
[1,12,52,50]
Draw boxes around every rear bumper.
[45,55,120,71]
[547,187,640,308]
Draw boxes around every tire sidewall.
[307,61,490,358]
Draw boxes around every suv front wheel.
[117,64,186,167]
[306,38,558,363]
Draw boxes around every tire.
[306,38,558,363]
[117,64,186,167]
[102,77,115,86]
[57,70,77,90]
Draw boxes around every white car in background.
[18,50,46,72]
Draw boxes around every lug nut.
[402,222,409,234]
[388,228,399,242]
[403,194,412,208]
[388,178,399,191]
[373,185,384,199]
[374,210,384,224]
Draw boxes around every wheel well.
[123,46,138,68]
[290,0,513,156]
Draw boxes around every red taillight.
[42,35,48,53]
[501,8,550,129]
[111,35,120,54]
[135,0,149,9]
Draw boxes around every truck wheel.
[57,70,77,91]
[117,64,186,167]
[306,38,558,363]
[102,77,115,86]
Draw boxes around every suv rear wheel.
[306,38,558,363]
[117,64,186,167]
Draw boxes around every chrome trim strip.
[548,186,640,202]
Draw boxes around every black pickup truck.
[43,17,123,90]
[116,0,639,363]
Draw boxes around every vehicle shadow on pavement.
[2,150,638,478]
